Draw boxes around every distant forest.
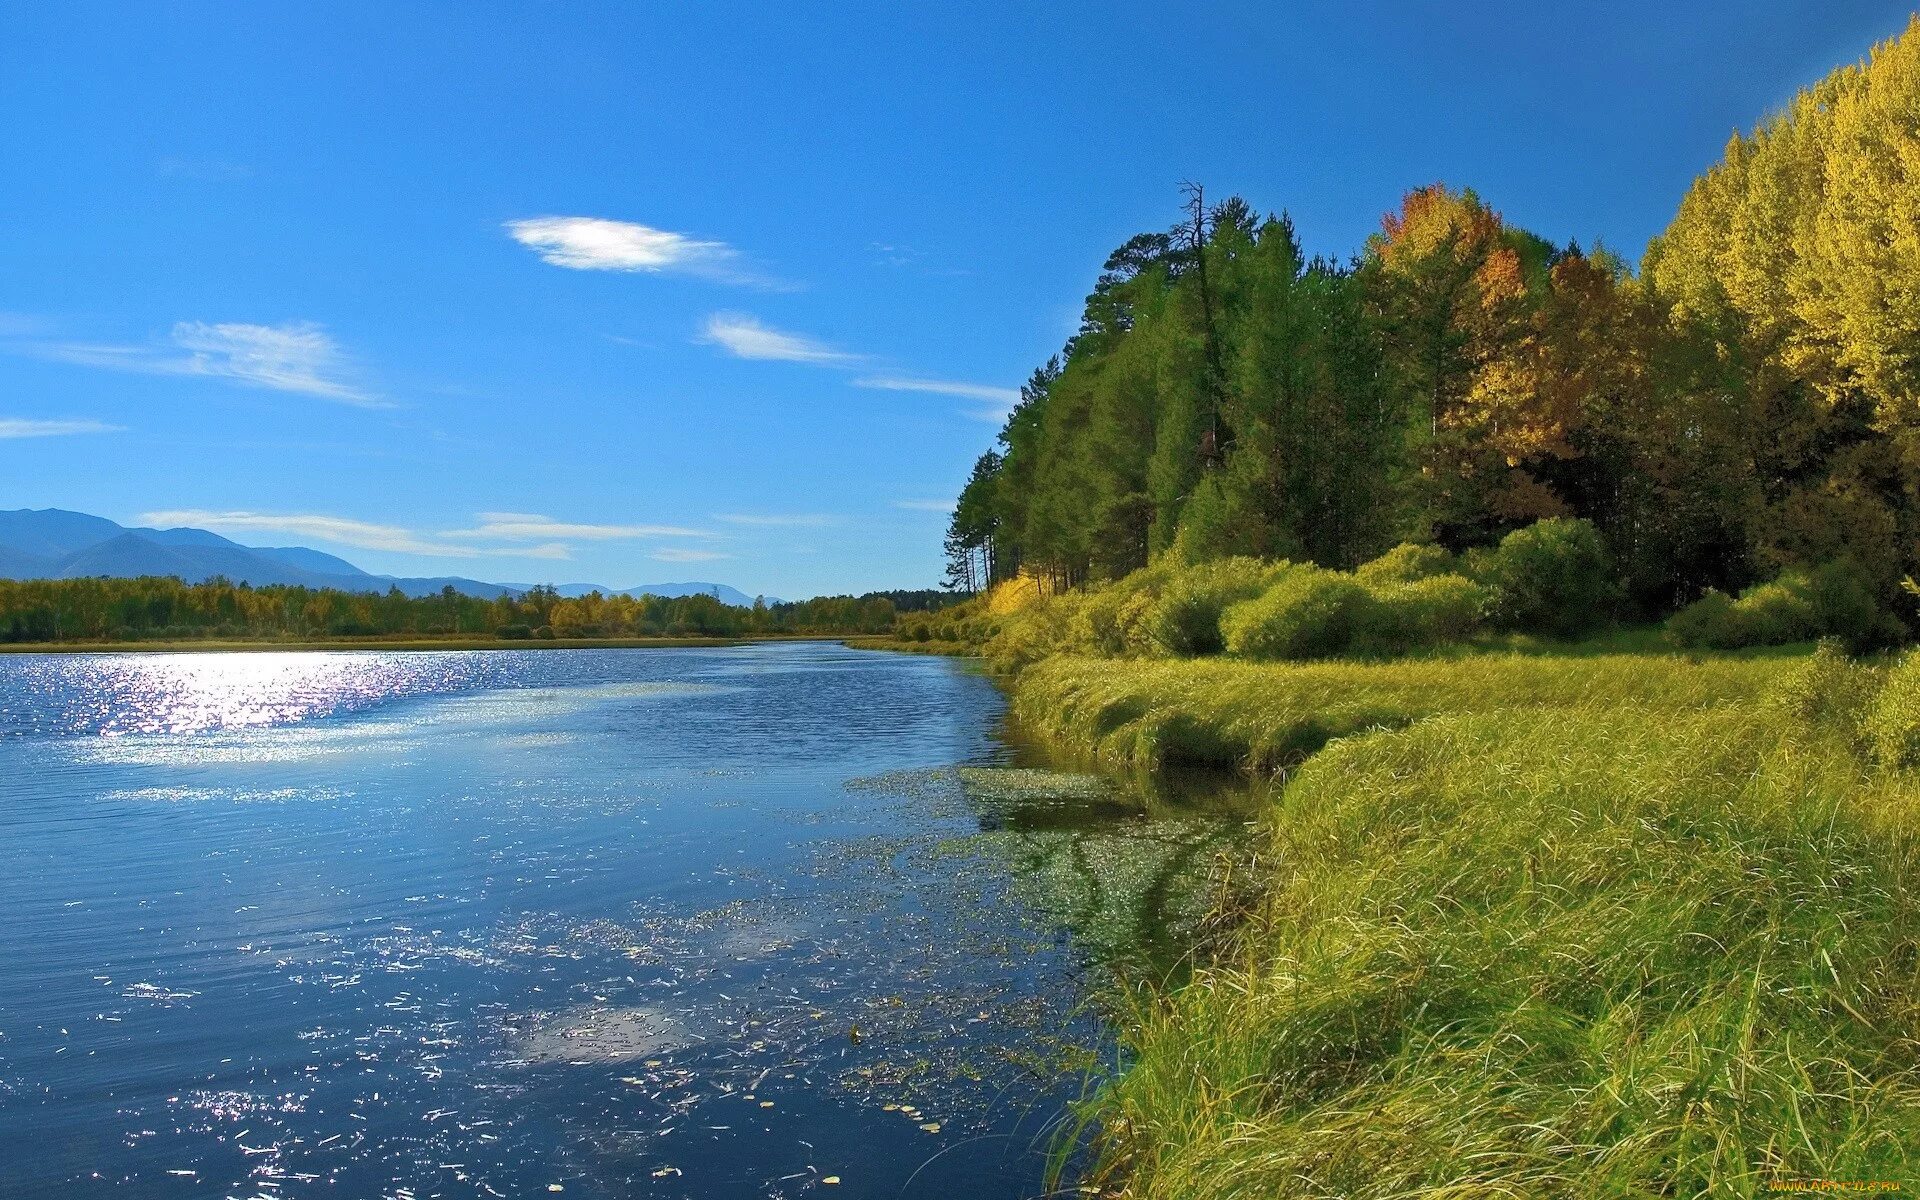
[946,18,1920,623]
[0,576,952,644]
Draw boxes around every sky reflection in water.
[0,643,1242,1198]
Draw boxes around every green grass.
[1021,650,1920,1195]
[1013,652,1790,772]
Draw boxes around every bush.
[1800,561,1903,651]
[1733,577,1820,643]
[1666,589,1745,649]
[497,623,534,640]
[1668,563,1899,651]
[1222,568,1372,661]
[1767,639,1881,750]
[1466,518,1616,637]
[1145,558,1282,658]
[1073,579,1162,658]
[987,590,1085,671]
[1355,573,1488,654]
[1354,542,1456,585]
[1865,649,1920,769]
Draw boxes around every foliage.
[945,18,1920,641]
[1354,573,1488,654]
[1866,650,1920,770]
[0,575,904,644]
[1668,562,1899,651]
[1351,541,1456,585]
[1143,557,1279,657]
[1465,517,1616,636]
[1765,638,1882,751]
[1220,567,1369,661]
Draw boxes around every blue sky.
[2,2,1910,597]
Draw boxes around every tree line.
[946,17,1920,624]
[0,575,919,644]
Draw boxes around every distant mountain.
[0,508,764,604]
[517,581,774,606]
[256,545,372,577]
[625,582,768,607]
[0,508,125,559]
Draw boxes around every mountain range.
[0,509,768,605]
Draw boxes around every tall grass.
[1026,648,1920,1195]
[1013,653,1785,771]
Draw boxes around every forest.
[905,21,1920,1196]
[946,15,1920,634]
[0,575,912,644]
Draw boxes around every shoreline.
[0,634,842,655]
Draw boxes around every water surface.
[0,643,1242,1198]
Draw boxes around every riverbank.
[1014,647,1920,1194]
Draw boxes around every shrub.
[1222,568,1373,661]
[1666,589,1745,649]
[1865,649,1920,769]
[1354,542,1456,585]
[1668,563,1899,651]
[1073,578,1163,658]
[986,576,1045,616]
[1800,561,1903,651]
[1733,577,1820,643]
[988,589,1087,671]
[497,623,534,640]
[1466,518,1616,637]
[1355,573,1488,654]
[1767,639,1881,750]
[1145,558,1282,658]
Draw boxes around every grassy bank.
[1013,651,1792,773]
[1019,648,1920,1194]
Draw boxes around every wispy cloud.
[0,417,123,439]
[449,512,711,540]
[855,374,1020,420]
[141,510,496,557]
[697,319,1016,420]
[506,215,775,287]
[137,508,717,562]
[892,499,956,513]
[651,547,733,562]
[854,375,1021,405]
[31,321,382,407]
[715,512,836,528]
[701,313,858,365]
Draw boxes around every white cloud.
[892,499,955,513]
[701,313,858,365]
[651,547,733,562]
[853,375,1020,405]
[34,321,381,407]
[142,510,477,557]
[853,374,1020,422]
[0,417,122,439]
[450,512,710,540]
[139,510,567,560]
[506,215,767,286]
[715,512,835,527]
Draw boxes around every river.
[0,642,1245,1199]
